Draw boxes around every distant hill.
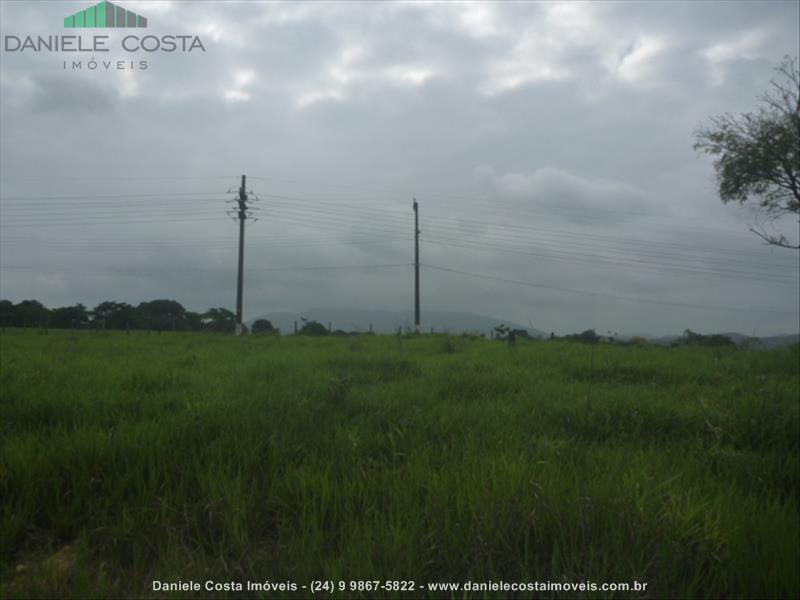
[247,307,544,336]
[630,331,799,349]
[752,333,800,349]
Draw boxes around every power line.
[422,231,799,274]
[244,175,764,238]
[0,175,238,182]
[0,263,412,274]
[0,172,787,240]
[251,263,411,272]
[17,174,730,243]
[422,237,799,285]
[422,263,797,315]
[248,175,411,197]
[3,176,796,324]
[265,212,406,239]
[256,194,797,264]
[0,236,412,251]
[261,201,798,273]
[6,201,787,284]
[4,188,793,267]
[248,174,727,224]
[258,207,799,283]
[0,216,227,227]
[2,225,790,283]
[1,208,224,221]
[0,191,226,202]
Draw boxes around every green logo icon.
[64,1,147,28]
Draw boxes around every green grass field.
[1,330,798,598]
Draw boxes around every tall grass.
[1,331,798,598]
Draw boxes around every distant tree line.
[490,327,736,347]
[0,298,245,333]
[0,300,739,346]
[0,300,385,337]
[673,329,735,348]
[294,318,367,336]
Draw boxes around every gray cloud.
[0,0,797,336]
[28,73,120,114]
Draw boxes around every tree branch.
[749,226,800,249]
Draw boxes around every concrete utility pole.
[228,175,258,335]
[413,198,420,332]
[234,174,250,336]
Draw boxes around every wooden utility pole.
[413,198,420,332]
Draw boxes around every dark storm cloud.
[1,1,798,336]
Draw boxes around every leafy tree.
[14,299,50,328]
[298,320,329,336]
[694,56,799,249]
[678,329,735,347]
[493,324,529,343]
[184,311,204,331]
[562,329,600,344]
[50,304,90,329]
[577,329,600,344]
[493,324,510,339]
[92,301,135,329]
[251,319,276,334]
[0,299,15,327]
[136,299,186,331]
[202,307,235,332]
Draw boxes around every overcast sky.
[1,0,798,336]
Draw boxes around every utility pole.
[235,175,247,335]
[413,199,420,332]
[227,174,258,336]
